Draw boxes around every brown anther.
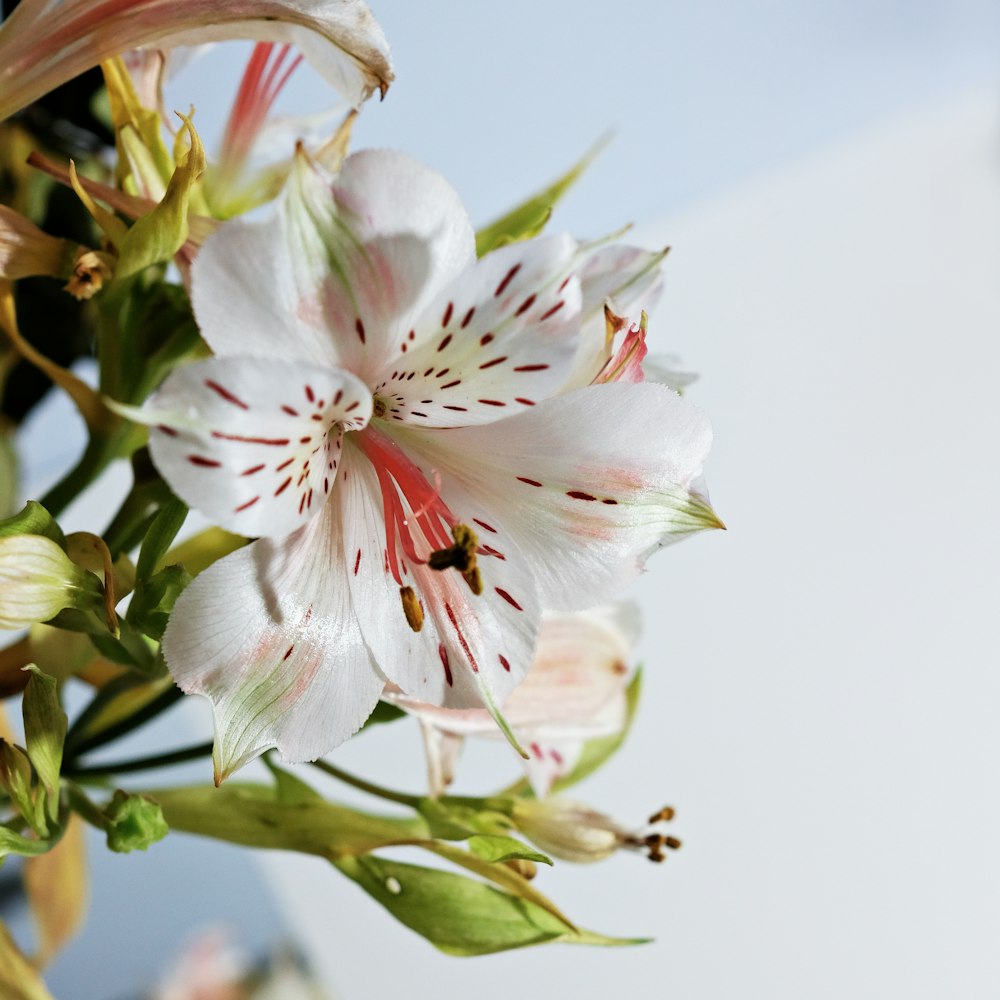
[373,396,388,419]
[647,849,666,863]
[664,836,682,851]
[603,301,627,345]
[462,565,483,596]
[64,249,114,300]
[644,833,665,847]
[648,806,675,824]
[428,522,479,575]
[399,586,424,632]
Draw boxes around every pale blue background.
[8,1,1000,997]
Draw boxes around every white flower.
[136,148,719,781]
[390,603,640,797]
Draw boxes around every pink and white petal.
[143,356,371,537]
[372,236,584,428]
[337,442,540,715]
[400,382,718,610]
[162,500,385,783]
[418,721,465,797]
[565,244,667,390]
[524,739,585,798]
[0,0,393,122]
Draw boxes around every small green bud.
[0,534,103,629]
[104,790,168,853]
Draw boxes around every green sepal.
[475,138,607,257]
[263,756,323,804]
[467,834,552,866]
[103,789,168,853]
[552,668,643,792]
[115,112,205,280]
[21,666,66,825]
[0,822,58,862]
[0,502,64,546]
[126,564,191,641]
[334,853,646,956]
[135,497,188,580]
[148,783,430,858]
[417,798,514,840]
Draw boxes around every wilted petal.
[162,502,385,781]
[141,356,371,538]
[0,206,76,280]
[0,0,393,122]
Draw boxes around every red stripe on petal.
[188,455,221,467]
[495,588,523,611]
[205,380,249,409]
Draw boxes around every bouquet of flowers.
[0,0,722,990]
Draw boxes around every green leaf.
[334,854,647,956]
[475,138,607,257]
[0,502,64,545]
[553,668,643,792]
[21,667,66,824]
[149,783,430,858]
[135,498,188,579]
[467,834,552,866]
[0,429,17,520]
[126,564,192,640]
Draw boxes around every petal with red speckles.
[141,356,371,537]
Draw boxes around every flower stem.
[65,740,213,778]
[309,759,421,808]
[64,684,183,758]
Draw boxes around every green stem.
[64,685,183,759]
[309,759,422,808]
[65,741,213,778]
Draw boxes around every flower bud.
[0,535,104,630]
[104,790,168,853]
[512,797,682,864]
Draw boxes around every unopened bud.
[104,790,168,853]
[0,534,103,629]
[512,798,623,864]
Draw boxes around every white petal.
[162,499,384,782]
[192,149,475,379]
[143,356,371,537]
[400,382,718,609]
[337,441,540,714]
[371,236,585,427]
[524,739,584,797]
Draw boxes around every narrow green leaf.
[21,667,66,822]
[0,430,17,519]
[467,834,552,866]
[475,137,608,257]
[135,498,188,579]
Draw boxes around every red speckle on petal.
[558,275,571,292]
[495,587,523,610]
[354,549,362,575]
[235,496,260,512]
[478,356,507,370]
[299,436,312,444]
[498,654,511,672]
[275,477,292,496]
[324,477,330,493]
[241,464,266,476]
[345,401,360,412]
[205,379,249,409]
[602,498,619,505]
[473,518,497,533]
[157,425,178,437]
[515,398,535,406]
[445,603,479,672]
[517,476,542,487]
[276,457,294,471]
[298,494,307,514]
[283,645,295,660]
[513,363,549,372]
[567,490,597,501]
[438,334,452,352]
[461,307,476,328]
[478,399,506,406]
[305,385,315,403]
[439,644,453,686]
[212,432,290,446]
[355,318,366,343]
[334,389,343,405]
[282,405,299,416]
[514,294,537,317]
[442,302,453,327]
[480,332,494,346]
[442,405,467,412]
[540,301,565,321]
[441,380,461,389]
[495,263,521,297]
[188,455,221,467]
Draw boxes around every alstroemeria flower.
[0,0,392,123]
[136,149,719,781]
[389,603,639,797]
